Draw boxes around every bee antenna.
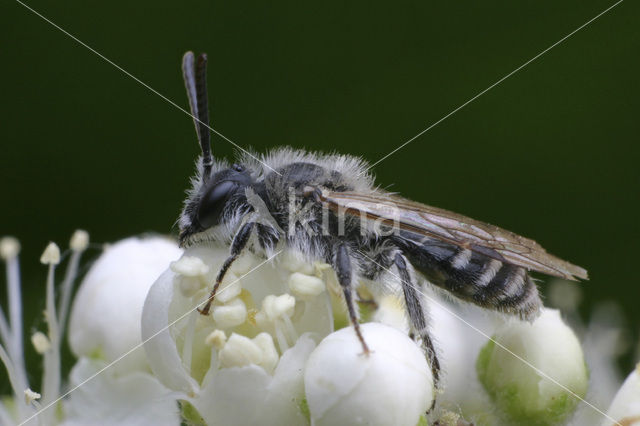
[182,51,213,180]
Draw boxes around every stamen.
[215,273,242,304]
[171,255,209,276]
[58,230,90,342]
[274,321,290,353]
[69,229,89,252]
[182,311,198,374]
[219,334,263,368]
[201,330,225,388]
[288,272,325,299]
[171,256,210,297]
[40,242,61,417]
[255,294,297,353]
[204,329,227,350]
[0,345,23,406]
[31,332,51,354]
[0,237,20,260]
[1,236,29,420]
[252,333,278,374]
[211,298,247,328]
[263,294,295,321]
[0,237,19,354]
[24,388,41,405]
[40,242,61,265]
[281,314,299,344]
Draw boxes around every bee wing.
[319,189,588,281]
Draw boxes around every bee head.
[178,52,255,246]
[180,163,254,244]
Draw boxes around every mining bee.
[178,51,588,387]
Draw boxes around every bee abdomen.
[467,259,541,320]
[395,238,542,320]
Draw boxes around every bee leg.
[395,253,441,391]
[335,243,370,355]
[198,222,255,315]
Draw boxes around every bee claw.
[359,348,373,357]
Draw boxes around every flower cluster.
[1,233,638,426]
[140,245,433,425]
[0,234,182,426]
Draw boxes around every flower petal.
[141,268,199,394]
[193,334,316,426]
[61,357,181,426]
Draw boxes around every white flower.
[141,245,334,425]
[6,230,614,426]
[476,308,588,425]
[304,322,434,426]
[69,236,183,375]
[602,363,640,426]
[0,233,183,426]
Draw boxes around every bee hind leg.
[334,243,370,355]
[395,253,441,395]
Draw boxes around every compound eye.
[196,180,237,229]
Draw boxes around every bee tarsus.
[335,243,371,356]
[395,253,441,387]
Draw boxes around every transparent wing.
[318,189,588,281]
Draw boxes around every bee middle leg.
[395,252,441,388]
[334,243,370,355]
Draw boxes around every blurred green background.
[1,0,638,392]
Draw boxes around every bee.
[178,51,588,386]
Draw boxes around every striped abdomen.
[393,233,542,320]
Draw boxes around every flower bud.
[68,237,182,375]
[602,363,640,426]
[476,308,588,425]
[304,322,433,426]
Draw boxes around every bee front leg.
[395,253,441,389]
[198,221,255,315]
[334,243,370,355]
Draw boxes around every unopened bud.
[476,308,587,425]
